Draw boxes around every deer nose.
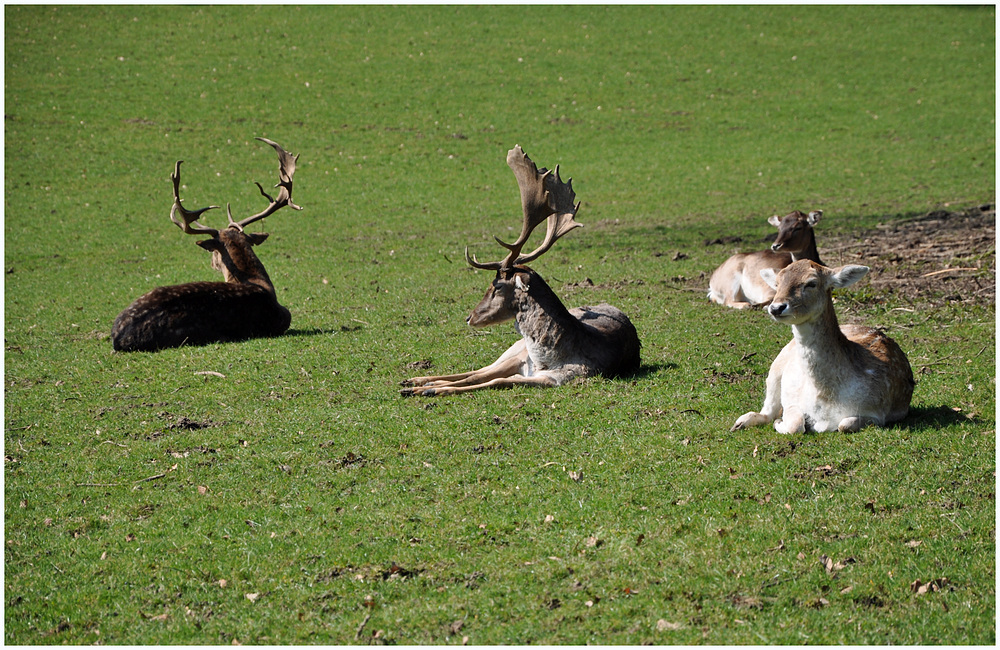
[768,302,788,317]
[771,242,782,252]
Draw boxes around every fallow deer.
[730,260,914,433]
[111,138,301,352]
[400,145,641,396]
[707,210,824,309]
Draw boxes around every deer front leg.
[403,340,527,388]
[401,341,528,396]
[415,372,560,396]
[731,352,785,432]
[731,411,773,431]
[401,369,479,388]
[774,407,805,434]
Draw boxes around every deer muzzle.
[768,302,789,318]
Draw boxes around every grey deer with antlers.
[401,145,641,396]
[111,138,301,352]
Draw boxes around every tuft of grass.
[5,5,995,645]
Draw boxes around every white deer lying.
[731,260,914,433]
[400,145,641,396]
[708,210,824,309]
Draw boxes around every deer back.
[111,281,291,352]
[567,303,642,378]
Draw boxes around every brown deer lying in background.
[730,260,914,433]
[708,209,824,309]
[400,145,641,396]
[111,138,301,352]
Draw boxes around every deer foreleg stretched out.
[730,260,914,433]
[111,138,301,352]
[708,209,824,309]
[400,145,641,396]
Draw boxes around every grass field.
[4,5,995,645]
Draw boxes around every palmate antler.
[170,160,220,236]
[227,137,302,231]
[466,145,582,271]
[169,137,302,237]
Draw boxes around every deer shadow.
[284,326,361,338]
[903,404,980,428]
[623,362,678,379]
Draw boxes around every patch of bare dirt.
[820,203,995,308]
[565,278,647,291]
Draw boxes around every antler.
[466,145,582,271]
[169,138,302,237]
[169,160,220,236]
[227,137,303,231]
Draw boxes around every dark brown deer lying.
[707,210,824,309]
[401,145,641,396]
[111,138,301,352]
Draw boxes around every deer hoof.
[731,412,766,431]
[837,417,867,432]
[774,417,805,435]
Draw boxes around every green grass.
[4,5,995,645]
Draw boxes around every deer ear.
[247,232,270,246]
[514,273,530,292]
[807,210,823,226]
[767,215,781,228]
[196,239,222,252]
[830,265,869,288]
[760,267,779,290]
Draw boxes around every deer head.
[169,137,301,289]
[769,210,822,254]
[762,260,869,325]
[464,145,581,327]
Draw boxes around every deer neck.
[214,234,276,293]
[788,297,850,377]
[790,230,822,266]
[512,272,578,348]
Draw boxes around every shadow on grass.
[904,404,980,428]
[627,362,677,379]
[603,362,678,383]
[284,326,360,338]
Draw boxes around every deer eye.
[805,280,818,289]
